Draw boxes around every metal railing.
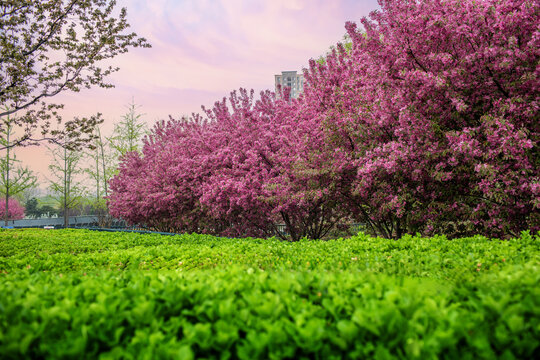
[1,216,366,239]
[1,216,129,229]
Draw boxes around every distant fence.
[1,216,366,238]
[1,216,131,229]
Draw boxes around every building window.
[275,71,304,99]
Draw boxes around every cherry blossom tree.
[197,88,348,240]
[0,198,24,221]
[303,0,539,237]
[109,89,347,240]
[109,117,208,233]
[109,0,538,239]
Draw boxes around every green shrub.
[0,229,538,358]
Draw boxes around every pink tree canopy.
[300,0,539,238]
[109,0,538,239]
[109,89,347,240]
[108,117,216,233]
[0,198,25,220]
[198,89,348,240]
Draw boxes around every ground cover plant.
[0,228,538,359]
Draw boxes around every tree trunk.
[98,129,108,198]
[4,129,10,226]
[64,146,68,228]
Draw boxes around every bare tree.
[84,125,116,225]
[48,142,85,227]
[108,98,148,157]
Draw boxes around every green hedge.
[1,229,538,277]
[0,229,539,359]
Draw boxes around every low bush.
[0,229,538,358]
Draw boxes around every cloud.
[116,0,380,95]
[16,0,380,184]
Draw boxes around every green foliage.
[0,229,537,276]
[48,145,86,225]
[1,115,38,224]
[315,33,353,65]
[0,229,538,358]
[0,0,150,149]
[24,197,59,219]
[108,98,148,158]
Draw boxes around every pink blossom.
[109,0,539,239]
[0,198,25,220]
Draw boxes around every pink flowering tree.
[110,0,538,239]
[108,117,216,233]
[302,0,539,238]
[109,88,348,240]
[194,89,279,237]
[0,198,25,221]
[108,95,277,236]
[199,88,348,240]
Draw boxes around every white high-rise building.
[274,71,304,99]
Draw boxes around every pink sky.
[12,0,380,188]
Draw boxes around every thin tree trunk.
[281,211,299,242]
[64,146,68,228]
[95,148,100,201]
[98,129,108,197]
[4,128,10,226]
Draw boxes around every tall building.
[274,71,304,99]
